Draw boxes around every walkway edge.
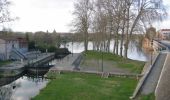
[72,53,83,70]
[130,53,160,99]
[155,53,169,94]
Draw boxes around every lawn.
[81,50,145,73]
[32,72,138,100]
[139,93,155,100]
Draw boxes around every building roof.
[0,38,18,41]
[160,29,170,31]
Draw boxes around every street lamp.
[102,49,103,72]
[101,43,104,72]
[35,44,37,59]
[72,39,73,57]
[150,39,153,66]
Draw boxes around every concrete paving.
[50,53,81,71]
[140,53,167,95]
[155,53,170,100]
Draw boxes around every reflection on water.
[11,76,48,100]
[61,41,149,61]
[0,69,49,100]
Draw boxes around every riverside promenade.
[50,53,81,71]
[131,40,170,99]
[155,53,170,100]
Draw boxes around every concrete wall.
[0,39,20,60]
[6,40,19,59]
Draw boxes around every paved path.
[80,60,131,73]
[155,53,170,100]
[140,53,167,95]
[50,53,80,71]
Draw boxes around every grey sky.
[3,0,170,32]
[8,0,75,32]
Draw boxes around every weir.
[25,53,55,68]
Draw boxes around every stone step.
[101,72,109,78]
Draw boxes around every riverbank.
[80,51,145,74]
[33,72,138,100]
[32,50,146,100]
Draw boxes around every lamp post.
[101,42,104,72]
[35,44,38,59]
[101,49,103,72]
[150,39,153,66]
[72,39,73,57]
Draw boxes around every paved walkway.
[140,53,167,95]
[80,60,131,73]
[50,53,81,71]
[155,53,170,100]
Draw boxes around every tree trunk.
[124,7,130,59]
[113,39,116,54]
[115,26,120,55]
[120,10,126,57]
[84,28,88,52]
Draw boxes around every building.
[0,37,28,60]
[158,29,170,40]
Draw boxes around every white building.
[158,29,170,40]
[0,37,28,60]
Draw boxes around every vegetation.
[33,72,137,100]
[37,45,57,53]
[55,48,70,55]
[0,60,11,67]
[0,0,13,23]
[72,0,166,59]
[139,93,155,100]
[82,50,145,73]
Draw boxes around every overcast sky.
[2,0,170,32]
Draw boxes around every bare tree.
[72,0,93,52]
[123,0,166,58]
[72,0,166,59]
[0,0,13,23]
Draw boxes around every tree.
[72,0,93,52]
[71,0,166,59]
[25,32,29,42]
[145,27,157,40]
[123,0,166,58]
[0,0,12,23]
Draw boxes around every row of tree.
[72,0,167,58]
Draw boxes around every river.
[61,41,149,61]
[0,69,49,100]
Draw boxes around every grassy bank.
[32,72,137,100]
[81,50,145,73]
[0,60,12,67]
[139,93,155,100]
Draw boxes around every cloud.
[4,0,170,32]
[7,0,74,32]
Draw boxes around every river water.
[0,69,49,100]
[62,41,149,61]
